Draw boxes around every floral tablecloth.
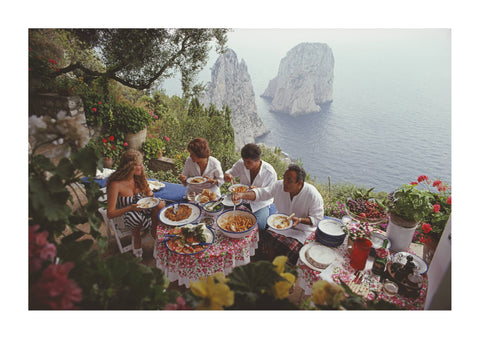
[296,231,429,310]
[155,216,259,288]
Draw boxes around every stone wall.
[29,93,85,118]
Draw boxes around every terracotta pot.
[386,213,418,252]
[125,128,147,150]
[103,157,114,168]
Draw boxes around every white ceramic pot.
[386,213,418,252]
[125,128,147,150]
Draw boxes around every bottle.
[372,239,389,278]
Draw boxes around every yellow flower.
[272,272,296,299]
[271,256,296,299]
[190,275,234,310]
[272,255,287,274]
[311,280,346,309]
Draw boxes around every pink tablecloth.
[296,231,429,310]
[155,217,259,288]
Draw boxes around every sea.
[162,29,451,193]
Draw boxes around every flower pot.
[386,213,418,252]
[125,128,147,151]
[103,157,114,168]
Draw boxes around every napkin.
[95,168,115,179]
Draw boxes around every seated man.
[233,164,324,266]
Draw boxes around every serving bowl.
[216,209,257,239]
[315,218,346,248]
[201,200,225,218]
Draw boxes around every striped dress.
[117,194,152,231]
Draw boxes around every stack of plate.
[315,218,346,247]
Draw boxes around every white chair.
[98,207,133,254]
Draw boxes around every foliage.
[49,28,229,96]
[114,102,153,134]
[81,92,116,130]
[141,135,166,161]
[385,175,441,223]
[258,144,289,179]
[411,176,452,243]
[184,256,298,310]
[67,250,176,310]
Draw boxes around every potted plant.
[141,136,166,162]
[384,175,447,252]
[96,135,128,167]
[114,103,153,150]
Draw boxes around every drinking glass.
[350,237,372,270]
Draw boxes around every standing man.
[233,163,324,266]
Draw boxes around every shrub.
[114,103,153,134]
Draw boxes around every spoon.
[276,213,295,229]
[205,195,226,211]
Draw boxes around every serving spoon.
[205,195,226,211]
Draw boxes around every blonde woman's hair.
[106,149,149,194]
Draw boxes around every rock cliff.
[261,43,334,116]
[200,49,268,150]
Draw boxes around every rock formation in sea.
[199,49,269,150]
[261,42,334,116]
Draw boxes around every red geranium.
[92,107,97,112]
[432,204,441,213]
[108,135,115,141]
[421,223,432,233]
[417,175,429,182]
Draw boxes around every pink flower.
[30,262,82,309]
[421,223,432,233]
[29,225,57,272]
[438,185,447,192]
[432,204,441,213]
[92,107,97,112]
[148,134,152,138]
[98,101,102,105]
[165,136,170,142]
[417,175,429,182]
[124,142,128,146]
[155,115,158,119]
[164,296,191,310]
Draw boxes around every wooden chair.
[98,207,133,254]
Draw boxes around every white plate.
[186,176,207,185]
[159,203,202,226]
[148,180,165,191]
[392,251,428,274]
[228,184,250,193]
[136,197,160,209]
[195,192,217,204]
[267,213,294,230]
[299,242,339,272]
[222,195,242,207]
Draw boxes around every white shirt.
[253,180,324,243]
[225,159,277,213]
[181,156,224,196]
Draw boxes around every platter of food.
[186,176,207,185]
[136,197,160,209]
[194,189,217,204]
[159,202,201,226]
[267,213,294,230]
[345,197,387,224]
[148,180,165,191]
[228,184,249,193]
[163,223,215,255]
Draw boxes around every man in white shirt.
[233,164,324,266]
[224,143,277,231]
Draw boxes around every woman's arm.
[106,182,138,219]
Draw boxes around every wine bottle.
[372,239,389,278]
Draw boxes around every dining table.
[154,205,259,288]
[296,225,429,310]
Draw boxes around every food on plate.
[197,189,216,203]
[346,197,386,221]
[218,214,255,232]
[189,177,206,184]
[164,204,192,221]
[203,201,223,212]
[305,245,336,269]
[137,197,159,209]
[230,185,248,193]
[165,223,213,254]
[271,215,291,229]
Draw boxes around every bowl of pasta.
[216,209,257,239]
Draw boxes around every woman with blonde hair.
[106,149,165,258]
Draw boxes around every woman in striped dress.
[106,150,165,258]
